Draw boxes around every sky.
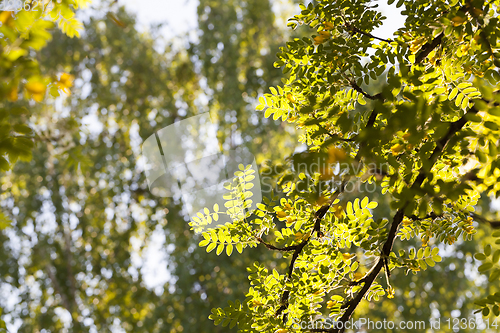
[119,0,198,39]
[117,0,407,40]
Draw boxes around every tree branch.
[349,81,383,101]
[471,213,500,229]
[408,212,441,221]
[327,106,478,333]
[311,113,355,142]
[415,33,443,64]
[256,237,298,252]
[276,184,346,322]
[344,22,390,43]
[276,238,309,322]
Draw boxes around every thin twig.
[349,80,384,101]
[344,22,390,43]
[471,213,500,229]
[256,237,298,252]
[415,33,443,64]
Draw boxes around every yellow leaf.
[75,0,92,8]
[0,11,14,27]
[58,73,74,88]
[25,81,46,102]
[323,22,334,30]
[313,289,324,296]
[251,300,263,307]
[332,205,343,218]
[386,286,395,299]
[327,146,346,164]
[313,36,325,45]
[57,73,74,95]
[402,217,413,226]
[326,300,337,308]
[294,232,309,242]
[390,143,404,156]
[342,253,355,260]
[316,195,328,206]
[25,81,46,94]
[451,16,467,26]
[471,8,484,16]
[32,93,45,102]
[319,166,335,180]
[276,211,287,218]
[7,86,18,102]
[409,37,426,53]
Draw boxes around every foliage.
[0,2,293,332]
[0,2,89,329]
[0,0,89,173]
[191,0,500,332]
[2,0,500,332]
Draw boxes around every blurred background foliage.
[0,0,499,332]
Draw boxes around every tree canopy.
[1,0,500,333]
[195,0,500,332]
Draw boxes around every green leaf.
[432,255,442,262]
[425,257,435,267]
[206,242,217,253]
[489,269,500,283]
[455,93,464,107]
[492,250,500,263]
[264,108,273,118]
[485,244,492,256]
[0,211,12,229]
[13,124,32,134]
[226,243,233,256]
[448,88,458,100]
[216,243,224,256]
[434,87,446,95]
[475,253,487,261]
[483,307,490,316]
[484,121,499,131]
[417,248,424,259]
[199,239,210,247]
[0,157,10,171]
[478,263,493,272]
